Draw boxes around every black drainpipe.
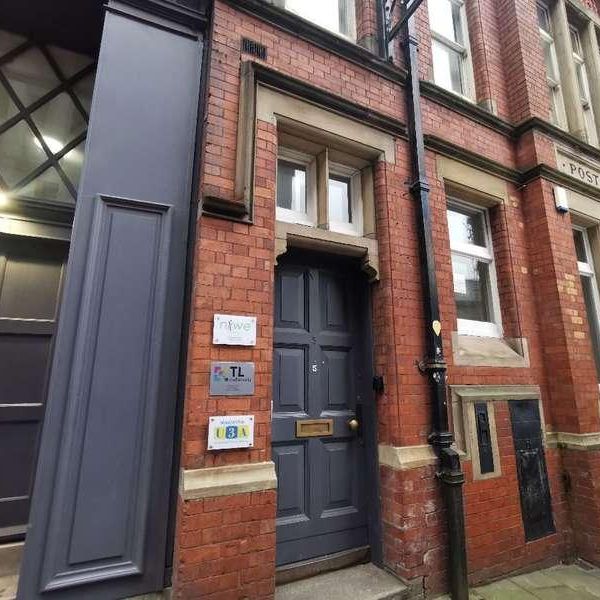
[384,2,469,598]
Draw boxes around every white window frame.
[328,162,363,236]
[538,2,568,128]
[282,0,357,43]
[428,0,475,101]
[574,225,600,382]
[570,25,598,146]
[448,199,503,338]
[276,147,317,227]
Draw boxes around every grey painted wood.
[17,3,203,598]
[0,235,68,543]
[273,254,371,566]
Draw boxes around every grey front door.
[272,254,373,566]
[0,234,67,542]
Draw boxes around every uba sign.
[212,314,257,346]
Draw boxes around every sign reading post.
[210,362,255,396]
[213,314,257,346]
[207,415,255,450]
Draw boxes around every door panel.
[0,234,68,541]
[509,400,555,541]
[273,259,369,566]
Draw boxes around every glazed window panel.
[537,2,568,128]
[281,0,357,41]
[573,227,600,380]
[328,176,352,225]
[277,161,307,214]
[570,25,598,146]
[276,144,366,237]
[0,29,96,206]
[428,0,474,99]
[447,202,502,338]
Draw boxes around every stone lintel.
[275,221,379,281]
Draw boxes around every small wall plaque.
[207,415,255,450]
[210,362,255,396]
[213,314,257,346]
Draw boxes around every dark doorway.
[0,234,68,542]
[272,251,379,567]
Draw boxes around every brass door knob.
[348,418,360,432]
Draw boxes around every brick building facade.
[3,0,600,598]
[173,0,600,598]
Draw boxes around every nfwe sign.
[212,314,257,346]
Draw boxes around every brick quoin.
[173,0,600,597]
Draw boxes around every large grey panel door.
[273,255,372,566]
[0,235,67,542]
[17,2,204,598]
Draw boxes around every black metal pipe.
[388,2,469,598]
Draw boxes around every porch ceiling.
[0,0,103,55]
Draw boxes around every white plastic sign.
[207,415,255,450]
[213,314,257,346]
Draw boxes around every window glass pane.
[550,85,567,126]
[1,47,60,107]
[428,0,461,43]
[0,120,47,186]
[0,30,26,58]
[73,73,95,115]
[542,39,558,81]
[277,160,306,213]
[573,229,588,263]
[452,254,492,322]
[48,46,93,79]
[73,72,96,115]
[0,83,18,125]
[570,27,582,56]
[576,62,588,101]
[432,40,463,94]
[284,0,355,39]
[537,4,551,33]
[584,106,598,146]
[447,206,486,247]
[59,141,86,189]
[31,92,86,155]
[16,166,73,204]
[328,176,352,223]
[581,275,600,380]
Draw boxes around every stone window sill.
[451,332,530,368]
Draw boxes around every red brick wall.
[173,0,600,597]
[174,491,277,599]
[463,406,572,586]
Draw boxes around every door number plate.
[296,419,334,438]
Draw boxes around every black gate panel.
[17,2,205,598]
[509,400,555,541]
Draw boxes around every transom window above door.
[447,200,502,337]
[276,145,366,237]
[276,0,357,41]
[0,29,96,207]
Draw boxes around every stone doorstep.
[275,563,411,600]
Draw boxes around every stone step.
[0,574,18,600]
[275,563,410,600]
